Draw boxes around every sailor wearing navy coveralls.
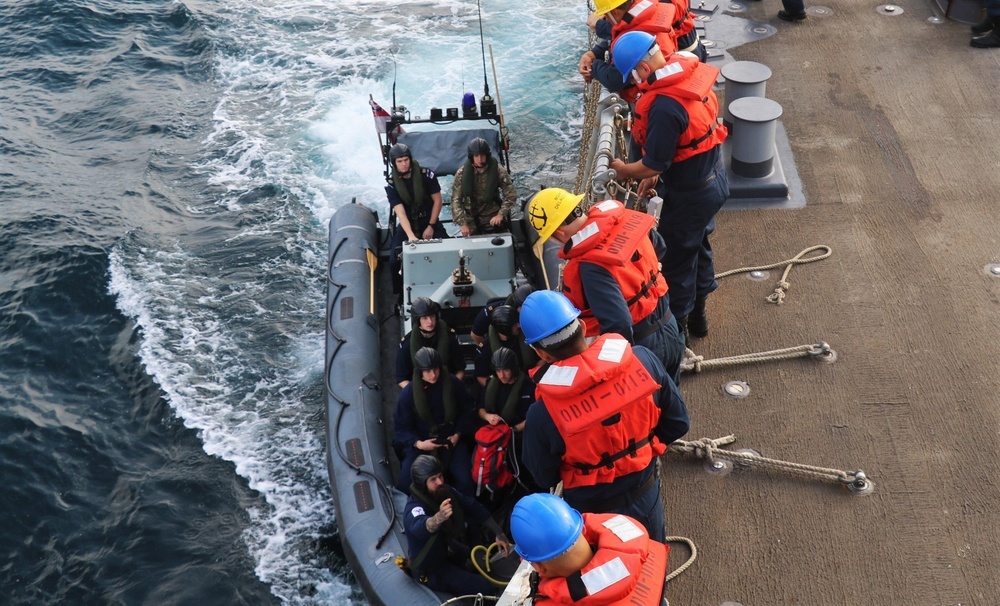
[393,347,476,496]
[609,31,729,341]
[403,455,509,596]
[519,291,690,542]
[525,189,684,384]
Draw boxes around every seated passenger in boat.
[510,493,668,606]
[396,297,465,388]
[394,347,477,496]
[470,283,534,347]
[404,455,510,597]
[477,347,537,489]
[385,143,448,291]
[450,137,518,237]
[473,304,539,387]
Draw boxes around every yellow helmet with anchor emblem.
[526,188,586,244]
[593,0,628,16]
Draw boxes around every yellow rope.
[470,542,511,587]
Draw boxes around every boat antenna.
[476,0,490,97]
[390,50,398,110]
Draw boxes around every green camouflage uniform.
[450,160,518,234]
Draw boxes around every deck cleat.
[808,342,838,364]
[705,458,734,476]
[723,380,751,399]
[844,470,875,496]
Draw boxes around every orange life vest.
[535,334,665,489]
[534,513,668,606]
[631,53,727,162]
[610,1,678,103]
[560,200,667,337]
[612,0,679,54]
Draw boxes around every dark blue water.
[0,0,583,603]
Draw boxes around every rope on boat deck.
[668,435,874,495]
[681,342,835,373]
[715,245,833,305]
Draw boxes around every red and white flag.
[369,97,403,136]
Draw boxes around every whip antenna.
[477,0,490,97]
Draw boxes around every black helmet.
[389,143,412,161]
[490,305,517,339]
[414,346,443,371]
[492,347,520,373]
[411,297,440,319]
[512,284,535,308]
[411,454,444,487]
[467,137,491,161]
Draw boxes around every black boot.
[971,25,1000,48]
[971,15,993,35]
[687,297,709,338]
[778,9,807,21]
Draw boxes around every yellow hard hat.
[593,0,628,17]
[526,188,585,243]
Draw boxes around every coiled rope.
[715,245,832,305]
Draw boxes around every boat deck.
[664,1,1000,604]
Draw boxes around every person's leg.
[637,318,684,386]
[624,477,666,543]
[658,182,726,321]
[778,0,807,20]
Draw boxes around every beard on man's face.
[431,483,451,500]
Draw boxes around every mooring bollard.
[728,96,783,179]
[721,61,773,131]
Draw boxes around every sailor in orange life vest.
[519,291,689,542]
[510,493,668,606]
[526,188,684,384]
[579,0,705,104]
[608,31,730,343]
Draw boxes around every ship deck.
[663,1,1000,604]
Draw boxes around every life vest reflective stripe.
[534,513,667,606]
[631,55,728,162]
[560,201,667,337]
[535,335,665,489]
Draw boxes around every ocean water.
[0,0,584,603]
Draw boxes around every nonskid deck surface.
[661,1,1000,604]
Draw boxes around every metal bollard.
[721,61,773,131]
[728,97,783,179]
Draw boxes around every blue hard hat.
[611,31,657,83]
[519,290,580,345]
[511,494,584,562]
